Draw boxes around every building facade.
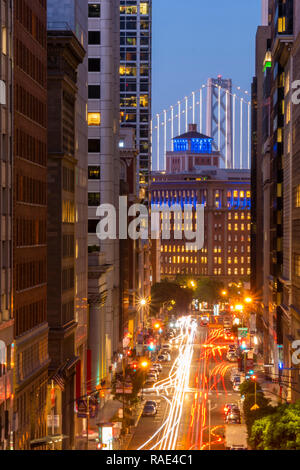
[0,0,13,450]
[47,28,85,449]
[120,0,152,202]
[47,0,89,444]
[87,0,121,380]
[252,0,300,401]
[151,125,251,282]
[13,0,49,450]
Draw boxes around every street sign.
[250,404,259,411]
[77,399,87,418]
[238,328,248,338]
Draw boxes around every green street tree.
[250,401,300,450]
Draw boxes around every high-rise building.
[13,0,49,450]
[151,125,251,282]
[87,0,121,381]
[46,26,85,449]
[47,0,89,445]
[252,0,300,401]
[120,0,152,202]
[0,0,14,450]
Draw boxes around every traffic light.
[131,362,138,372]
[127,349,132,357]
[250,375,257,381]
[148,341,156,351]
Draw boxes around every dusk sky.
[152,0,261,118]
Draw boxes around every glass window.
[88,4,101,17]
[88,193,100,206]
[88,85,101,99]
[88,139,100,153]
[296,185,300,208]
[88,112,101,126]
[140,3,149,15]
[88,31,101,45]
[88,166,100,180]
[88,58,100,72]
[88,219,98,233]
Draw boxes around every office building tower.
[47,0,89,445]
[87,0,121,382]
[252,0,300,401]
[13,0,49,449]
[47,26,85,449]
[120,0,152,202]
[0,0,13,450]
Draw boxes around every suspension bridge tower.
[206,76,233,169]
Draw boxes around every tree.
[194,278,225,306]
[250,401,300,450]
[150,280,193,315]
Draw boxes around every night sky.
[152,0,261,118]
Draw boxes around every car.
[149,367,159,375]
[147,373,157,382]
[162,343,171,351]
[152,362,162,372]
[157,353,171,362]
[225,411,241,424]
[232,383,241,392]
[228,344,237,351]
[142,404,157,417]
[145,400,158,410]
[224,403,240,415]
[227,352,237,362]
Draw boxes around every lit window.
[88,112,101,126]
[140,3,149,15]
[2,27,7,55]
[88,166,100,180]
[296,185,300,208]
[286,102,291,124]
[228,224,232,231]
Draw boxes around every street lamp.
[244,297,253,304]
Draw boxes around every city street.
[128,319,242,451]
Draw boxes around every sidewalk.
[254,365,281,406]
[119,400,144,450]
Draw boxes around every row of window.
[16,260,46,292]
[15,0,47,49]
[228,223,251,231]
[161,267,208,275]
[62,167,75,193]
[15,85,47,128]
[15,38,46,87]
[62,267,74,292]
[120,3,149,16]
[15,128,47,167]
[17,175,46,205]
[16,218,46,247]
[15,299,46,337]
[17,337,48,383]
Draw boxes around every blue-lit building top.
[173,124,213,154]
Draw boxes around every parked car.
[145,400,158,410]
[162,343,171,351]
[147,373,157,382]
[142,404,157,417]
[157,353,171,362]
[152,362,162,372]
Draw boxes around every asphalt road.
[128,324,242,451]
